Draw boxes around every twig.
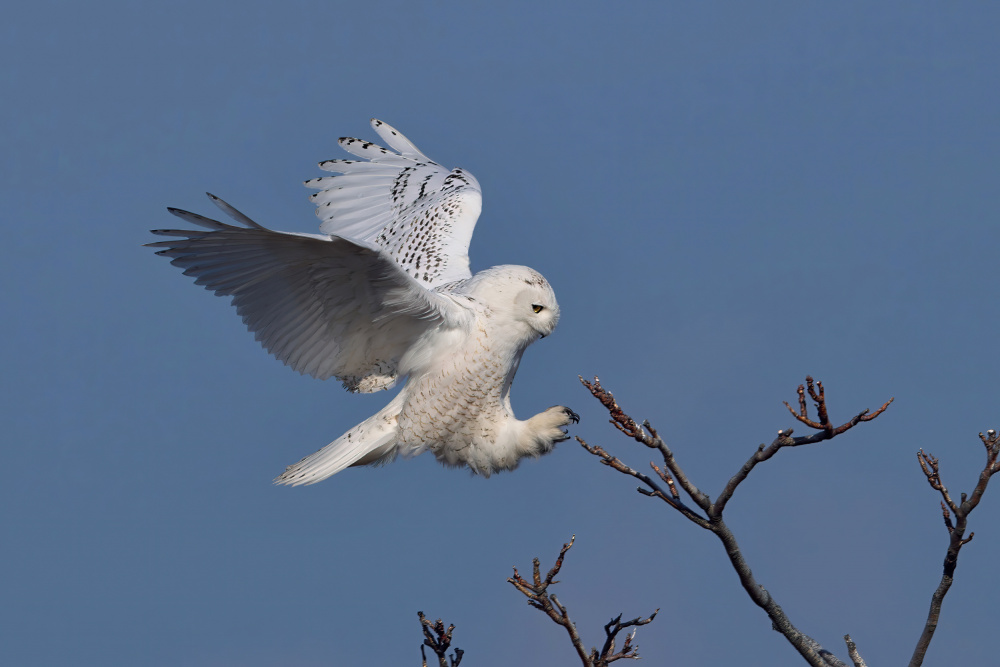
[508,537,658,667]
[909,429,1000,667]
[508,536,590,665]
[782,375,893,438]
[577,436,710,528]
[845,635,867,667]
[714,375,888,515]
[598,612,658,664]
[580,376,711,509]
[418,611,463,667]
[579,376,891,667]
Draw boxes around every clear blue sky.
[3,2,998,665]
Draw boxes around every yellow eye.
[532,304,544,313]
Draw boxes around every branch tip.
[509,536,657,665]
[783,377,891,438]
[417,611,461,667]
[845,634,867,667]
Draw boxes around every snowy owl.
[149,119,578,485]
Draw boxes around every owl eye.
[532,304,544,313]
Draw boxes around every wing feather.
[307,119,482,288]
[371,118,426,157]
[148,195,469,391]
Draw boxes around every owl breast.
[396,322,513,462]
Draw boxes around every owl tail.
[274,393,404,486]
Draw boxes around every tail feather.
[274,394,403,486]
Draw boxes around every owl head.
[464,265,560,340]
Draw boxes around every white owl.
[149,119,578,485]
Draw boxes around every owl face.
[512,281,560,338]
[464,264,561,339]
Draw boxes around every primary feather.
[149,119,577,484]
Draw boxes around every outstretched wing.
[305,119,482,288]
[148,194,469,392]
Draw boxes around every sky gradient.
[3,2,999,665]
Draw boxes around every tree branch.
[577,436,710,528]
[580,376,711,510]
[508,536,590,665]
[417,611,463,667]
[508,536,658,667]
[782,376,893,437]
[844,635,867,667]
[598,612,658,664]
[579,376,892,667]
[908,429,1000,667]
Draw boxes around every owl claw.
[563,407,580,424]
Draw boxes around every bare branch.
[712,430,796,516]
[597,611,658,664]
[508,536,590,666]
[577,436,710,528]
[969,429,1000,507]
[579,376,711,509]
[649,461,680,499]
[782,375,893,439]
[715,379,892,515]
[545,536,575,586]
[784,378,825,430]
[917,450,959,514]
[508,537,658,667]
[579,376,649,443]
[709,516,849,667]
[417,612,462,667]
[909,429,1000,667]
[646,424,713,511]
[579,376,894,667]
[844,635,867,667]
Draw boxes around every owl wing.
[305,119,482,288]
[148,194,470,392]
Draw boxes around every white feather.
[308,119,482,288]
[150,120,576,483]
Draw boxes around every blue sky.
[3,2,998,665]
